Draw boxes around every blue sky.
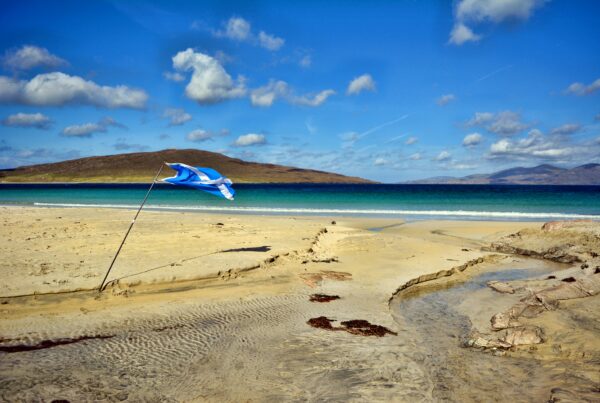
[0,0,599,182]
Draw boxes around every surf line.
[32,202,600,220]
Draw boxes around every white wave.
[32,202,600,220]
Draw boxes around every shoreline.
[3,203,600,222]
[0,206,598,401]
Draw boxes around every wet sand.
[0,206,598,401]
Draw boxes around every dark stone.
[307,316,335,330]
[561,277,576,283]
[309,294,341,302]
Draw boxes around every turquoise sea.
[1,183,599,221]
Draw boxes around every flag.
[162,163,235,200]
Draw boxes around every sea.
[1,183,599,221]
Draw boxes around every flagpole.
[98,163,165,292]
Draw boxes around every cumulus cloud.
[233,133,266,147]
[466,111,529,135]
[2,45,67,70]
[405,136,418,145]
[163,108,192,126]
[434,150,451,161]
[215,17,284,51]
[250,80,288,107]
[373,157,387,166]
[258,31,284,51]
[217,17,251,41]
[409,153,421,160]
[1,112,52,129]
[449,0,547,45]
[62,123,105,137]
[463,132,483,147]
[466,112,494,126]
[0,73,148,109]
[564,78,600,96]
[487,111,529,135]
[550,123,581,136]
[250,80,334,107]
[290,89,335,107]
[486,128,595,162]
[347,74,376,95]
[449,23,481,45]
[62,117,125,137]
[436,93,456,106]
[186,129,214,142]
[171,48,246,105]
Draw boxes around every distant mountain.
[0,149,374,184]
[409,164,600,185]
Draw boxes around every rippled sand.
[1,207,598,401]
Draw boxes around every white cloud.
[218,17,251,41]
[172,48,246,105]
[462,132,483,147]
[1,112,52,129]
[233,133,266,147]
[250,80,288,107]
[163,71,185,82]
[550,123,581,136]
[374,157,387,166]
[215,17,284,52]
[457,0,546,23]
[564,78,600,96]
[405,136,418,145]
[409,152,421,160]
[62,123,106,137]
[2,45,67,70]
[466,112,494,126]
[62,117,125,137]
[290,89,335,107]
[250,79,335,108]
[258,31,284,51]
[448,23,481,45]
[186,129,214,142]
[347,74,376,95]
[450,0,547,45]
[486,128,594,162]
[487,111,529,135]
[436,93,456,106]
[163,108,192,126]
[434,150,451,161]
[466,111,529,135]
[0,72,148,109]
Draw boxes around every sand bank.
[0,207,598,401]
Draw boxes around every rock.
[541,220,592,231]
[468,333,512,349]
[502,326,544,346]
[487,280,515,294]
[491,312,520,330]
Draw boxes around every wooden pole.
[98,163,165,292]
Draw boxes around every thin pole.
[98,163,165,292]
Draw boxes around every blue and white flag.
[162,163,235,201]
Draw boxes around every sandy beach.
[0,206,599,401]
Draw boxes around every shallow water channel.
[390,258,584,402]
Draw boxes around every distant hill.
[0,149,373,184]
[409,163,600,185]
